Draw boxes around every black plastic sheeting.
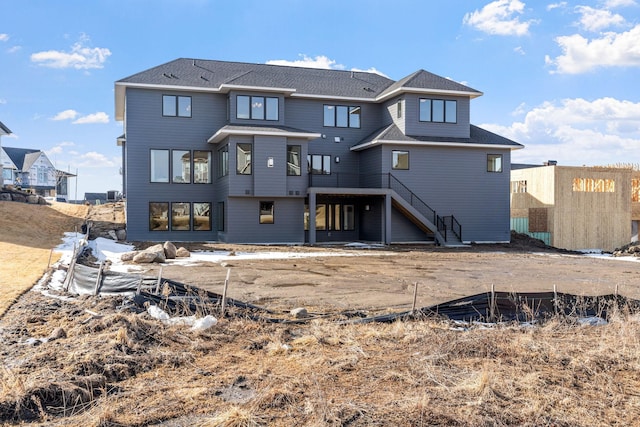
[352,291,640,324]
[63,258,640,324]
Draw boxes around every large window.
[149,202,169,231]
[171,202,191,231]
[487,154,503,173]
[172,150,191,183]
[287,145,301,176]
[193,202,211,231]
[150,149,169,182]
[237,143,252,174]
[163,95,191,117]
[304,203,355,231]
[193,151,212,184]
[419,98,456,123]
[218,145,229,177]
[237,95,278,121]
[308,154,331,175]
[259,201,274,224]
[392,150,409,170]
[323,105,361,128]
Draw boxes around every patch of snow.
[146,305,217,331]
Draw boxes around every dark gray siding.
[391,208,432,242]
[224,197,304,243]
[403,94,470,138]
[254,135,286,196]
[286,98,383,186]
[381,144,511,243]
[359,198,384,242]
[124,88,226,241]
[228,136,254,196]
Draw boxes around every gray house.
[115,59,523,245]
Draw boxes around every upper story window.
[237,95,279,121]
[163,95,191,117]
[308,154,331,175]
[150,149,170,182]
[218,145,229,177]
[397,100,402,119]
[287,145,301,176]
[193,151,212,184]
[419,98,456,123]
[487,154,503,173]
[323,105,361,128]
[392,150,409,170]
[237,143,252,175]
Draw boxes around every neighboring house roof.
[208,124,322,144]
[2,147,42,170]
[115,58,482,120]
[351,124,524,151]
[0,121,11,136]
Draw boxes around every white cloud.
[0,34,8,42]
[575,6,626,31]
[482,97,640,166]
[7,45,21,53]
[266,55,344,70]
[547,2,567,10]
[52,110,109,124]
[76,151,119,168]
[0,98,6,105]
[546,24,640,73]
[30,34,111,70]
[463,0,533,36]
[350,67,390,78]
[605,0,636,7]
[52,109,79,121]
[514,46,526,55]
[72,112,109,124]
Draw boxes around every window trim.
[307,154,331,175]
[392,150,410,170]
[287,145,302,176]
[419,98,457,124]
[323,104,361,128]
[171,202,192,231]
[193,202,212,231]
[171,149,191,184]
[150,149,170,183]
[193,150,212,184]
[259,201,275,224]
[487,154,503,173]
[236,95,279,121]
[162,95,192,118]
[149,202,169,231]
[236,143,252,175]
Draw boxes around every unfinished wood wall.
[553,167,631,251]
[632,171,640,221]
[511,166,633,251]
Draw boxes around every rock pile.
[0,188,47,204]
[612,241,640,257]
[121,241,191,264]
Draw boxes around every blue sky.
[1,0,639,199]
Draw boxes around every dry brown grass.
[0,201,88,317]
[1,289,639,426]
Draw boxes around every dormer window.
[237,95,278,121]
[419,98,457,123]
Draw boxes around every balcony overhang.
[208,125,321,144]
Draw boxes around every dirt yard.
[1,201,640,426]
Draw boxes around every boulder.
[108,230,118,241]
[163,241,177,259]
[0,193,11,201]
[27,195,40,204]
[176,247,191,258]
[12,193,26,203]
[121,251,136,262]
[133,251,158,264]
[290,307,309,319]
[48,327,67,340]
[116,229,127,241]
[145,244,166,263]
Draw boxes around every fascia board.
[351,139,524,151]
[208,129,322,144]
[376,87,483,103]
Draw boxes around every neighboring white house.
[0,121,12,186]
[1,146,58,197]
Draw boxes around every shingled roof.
[115,58,483,120]
[2,147,42,170]
[351,123,523,151]
[0,121,11,135]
